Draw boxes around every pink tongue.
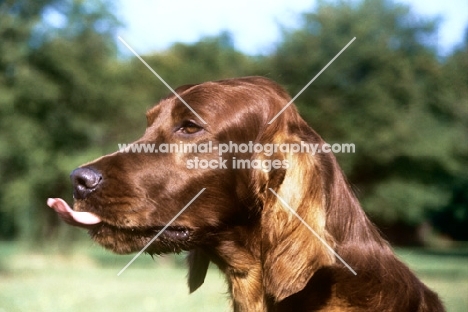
[47,198,101,227]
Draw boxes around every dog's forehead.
[145,78,292,128]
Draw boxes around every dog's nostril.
[70,167,102,199]
[76,173,101,189]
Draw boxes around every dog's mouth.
[47,198,192,254]
[93,223,191,241]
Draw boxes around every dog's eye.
[178,121,203,134]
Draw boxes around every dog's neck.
[205,226,268,312]
[227,262,266,311]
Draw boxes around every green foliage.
[266,0,467,233]
[0,0,467,242]
[430,35,468,240]
[0,0,126,241]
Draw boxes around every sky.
[117,0,468,56]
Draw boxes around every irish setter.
[48,76,444,311]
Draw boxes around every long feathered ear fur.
[251,109,336,302]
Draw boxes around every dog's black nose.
[70,167,102,199]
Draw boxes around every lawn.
[0,242,467,311]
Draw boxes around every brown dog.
[48,76,444,311]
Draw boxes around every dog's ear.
[187,248,210,293]
[251,116,336,302]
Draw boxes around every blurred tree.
[267,0,467,243]
[1,0,466,244]
[430,29,468,240]
[0,0,127,242]
[0,0,61,239]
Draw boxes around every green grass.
[1,242,467,311]
[0,242,230,312]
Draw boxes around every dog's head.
[49,76,339,301]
